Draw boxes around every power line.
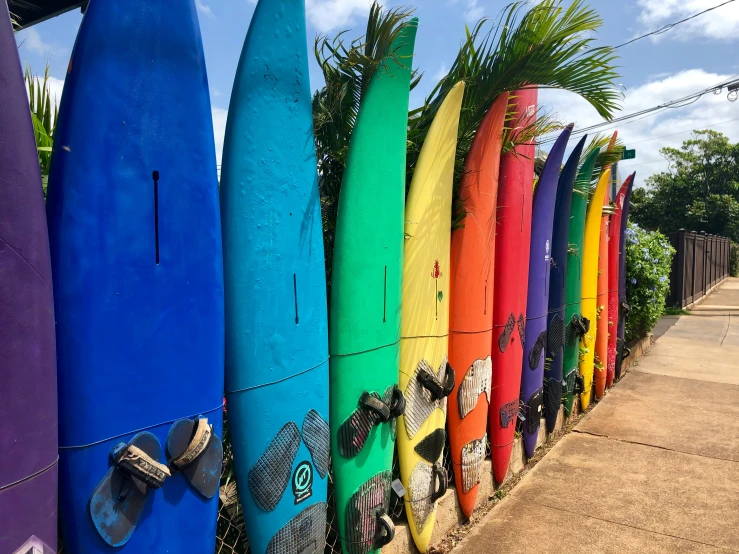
[539,76,739,143]
[625,117,739,146]
[614,0,738,49]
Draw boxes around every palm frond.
[407,0,622,220]
[312,2,416,283]
[10,11,21,31]
[25,65,59,196]
[580,132,624,197]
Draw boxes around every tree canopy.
[632,130,739,242]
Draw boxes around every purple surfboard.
[519,125,572,458]
[0,7,58,553]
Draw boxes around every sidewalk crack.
[572,429,739,464]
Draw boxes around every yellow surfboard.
[579,167,611,410]
[398,81,464,553]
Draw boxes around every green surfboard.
[329,22,418,554]
[562,148,599,416]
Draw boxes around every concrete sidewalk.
[451,278,739,553]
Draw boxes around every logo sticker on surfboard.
[292,461,313,505]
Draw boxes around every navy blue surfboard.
[219,1,330,553]
[47,1,224,551]
[544,136,586,433]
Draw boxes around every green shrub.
[624,222,675,342]
[731,243,739,277]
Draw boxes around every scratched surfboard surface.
[220,1,330,553]
[0,6,58,554]
[47,1,224,550]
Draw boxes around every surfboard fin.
[89,431,170,547]
[166,416,223,499]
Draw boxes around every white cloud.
[212,106,228,166]
[465,0,484,22]
[305,0,380,33]
[539,69,739,187]
[448,0,485,22]
[196,0,215,19]
[635,0,739,42]
[17,28,65,57]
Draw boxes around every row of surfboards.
[0,0,635,554]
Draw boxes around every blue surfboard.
[47,1,224,551]
[219,0,330,553]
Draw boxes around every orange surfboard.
[447,93,509,518]
[594,194,609,399]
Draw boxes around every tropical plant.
[624,222,674,342]
[578,133,624,188]
[25,65,59,195]
[408,0,621,223]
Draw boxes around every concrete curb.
[387,332,655,554]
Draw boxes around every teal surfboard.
[220,1,330,553]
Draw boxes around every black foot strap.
[417,362,455,401]
[373,510,395,549]
[430,462,448,502]
[338,386,405,458]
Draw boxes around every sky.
[13,0,739,187]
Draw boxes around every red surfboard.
[448,93,509,518]
[607,175,631,388]
[488,88,537,484]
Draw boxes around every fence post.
[702,232,708,296]
[673,230,686,308]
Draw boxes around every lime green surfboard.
[329,22,418,554]
[562,148,599,416]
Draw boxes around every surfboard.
[562,148,600,416]
[399,81,464,553]
[519,125,572,458]
[220,2,329,554]
[579,168,611,411]
[606,176,628,389]
[329,22,417,554]
[448,92,508,514]
[0,7,58,554]
[47,1,224,551]
[615,174,636,381]
[594,178,610,400]
[544,136,586,433]
[488,89,536,485]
